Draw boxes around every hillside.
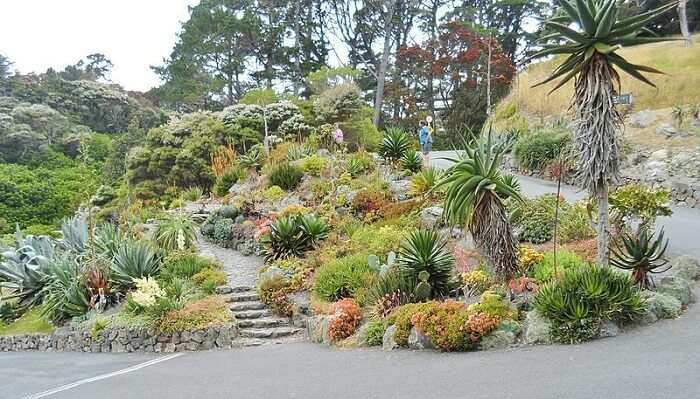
[494,34,700,151]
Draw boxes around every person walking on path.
[419,120,433,167]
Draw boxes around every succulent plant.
[611,228,670,289]
[398,229,454,298]
[401,151,423,173]
[413,271,432,301]
[368,252,396,276]
[379,127,411,163]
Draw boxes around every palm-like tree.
[533,0,678,265]
[438,137,523,281]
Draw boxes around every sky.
[0,0,199,92]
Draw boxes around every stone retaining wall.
[0,323,237,353]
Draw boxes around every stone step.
[237,338,266,347]
[225,293,260,303]
[234,309,272,319]
[230,301,266,311]
[239,327,301,339]
[237,318,290,329]
[216,285,254,295]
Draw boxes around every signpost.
[613,93,633,105]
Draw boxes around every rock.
[420,206,444,229]
[656,123,679,138]
[673,256,700,281]
[389,180,412,201]
[356,323,372,347]
[598,320,620,338]
[523,310,552,345]
[629,110,656,128]
[216,286,233,295]
[656,276,694,305]
[407,327,433,350]
[640,290,682,319]
[307,316,331,345]
[672,181,691,195]
[649,149,669,162]
[479,330,516,350]
[382,325,399,351]
[288,291,311,316]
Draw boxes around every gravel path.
[197,236,263,288]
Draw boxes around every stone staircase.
[217,285,303,347]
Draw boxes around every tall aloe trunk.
[471,194,519,281]
[573,54,622,266]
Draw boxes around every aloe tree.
[533,0,678,265]
[438,137,523,281]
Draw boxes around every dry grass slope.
[504,34,700,118]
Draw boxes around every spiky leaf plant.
[398,229,454,298]
[379,127,412,163]
[0,232,54,308]
[611,228,670,289]
[154,215,197,251]
[533,0,678,265]
[93,223,125,260]
[60,216,88,254]
[438,136,523,280]
[41,256,90,322]
[261,217,308,261]
[401,151,423,173]
[109,241,161,289]
[410,167,442,197]
[297,215,329,248]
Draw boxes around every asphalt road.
[431,150,700,258]
[5,287,700,399]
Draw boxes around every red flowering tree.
[390,22,515,144]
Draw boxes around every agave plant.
[60,215,89,254]
[41,256,90,322]
[379,127,412,163]
[93,223,125,259]
[109,240,161,289]
[398,229,454,298]
[268,163,304,191]
[401,151,423,173]
[611,228,670,289]
[366,269,417,318]
[346,157,365,177]
[438,136,522,281]
[239,144,266,171]
[297,214,329,248]
[154,215,197,251]
[181,186,204,202]
[261,217,308,261]
[533,0,678,265]
[0,232,55,308]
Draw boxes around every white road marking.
[21,353,184,399]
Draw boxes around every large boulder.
[640,290,682,320]
[382,325,399,351]
[479,330,517,350]
[420,206,443,229]
[523,310,552,345]
[598,320,620,338]
[656,276,694,305]
[672,256,700,281]
[629,110,657,128]
[407,327,433,350]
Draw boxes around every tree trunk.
[596,184,610,266]
[373,1,396,128]
[486,35,492,117]
[679,0,692,46]
[292,2,302,94]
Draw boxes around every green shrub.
[157,296,231,334]
[513,129,570,170]
[213,218,234,245]
[286,143,314,161]
[213,167,246,197]
[162,252,218,280]
[350,224,406,255]
[299,155,328,176]
[263,185,286,202]
[364,320,386,346]
[181,186,204,202]
[511,194,560,244]
[346,152,374,176]
[533,265,644,344]
[610,184,673,231]
[558,201,595,243]
[313,252,372,301]
[268,163,303,190]
[192,268,228,294]
[530,249,585,283]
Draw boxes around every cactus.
[368,252,397,276]
[413,271,432,301]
